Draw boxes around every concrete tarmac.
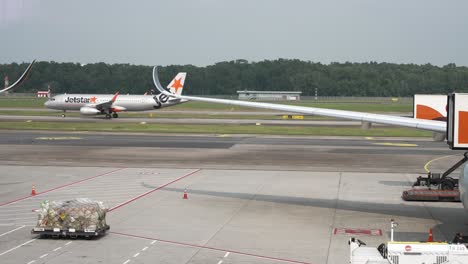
[0,131,466,264]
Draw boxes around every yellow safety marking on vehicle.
[372,142,418,147]
[365,137,375,140]
[35,137,82,140]
[423,155,456,173]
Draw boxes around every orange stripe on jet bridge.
[416,105,444,120]
[458,111,468,144]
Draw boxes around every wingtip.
[152,65,174,96]
[0,59,36,93]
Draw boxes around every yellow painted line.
[423,155,456,173]
[35,137,82,140]
[365,137,375,140]
[372,142,418,147]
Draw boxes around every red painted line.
[108,169,201,212]
[110,231,312,264]
[0,167,126,207]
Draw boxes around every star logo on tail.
[171,78,183,94]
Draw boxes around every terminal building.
[237,90,301,101]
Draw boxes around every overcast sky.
[1,0,467,66]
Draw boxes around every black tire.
[112,113,118,118]
[441,179,455,190]
[61,114,66,118]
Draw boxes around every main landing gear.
[105,113,118,119]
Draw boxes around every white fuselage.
[44,94,185,112]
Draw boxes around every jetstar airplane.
[0,60,35,93]
[44,72,187,118]
[151,66,468,213]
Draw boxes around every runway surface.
[0,114,384,126]
[0,130,466,264]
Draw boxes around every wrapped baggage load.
[35,198,108,231]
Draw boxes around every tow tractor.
[402,152,468,202]
[349,220,468,264]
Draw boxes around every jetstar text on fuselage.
[64,96,97,103]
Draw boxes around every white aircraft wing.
[152,66,446,133]
[0,60,36,93]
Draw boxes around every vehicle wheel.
[441,179,455,190]
[105,114,112,119]
[112,113,118,118]
[61,114,66,118]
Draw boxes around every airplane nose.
[44,101,50,107]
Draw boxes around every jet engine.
[80,106,100,115]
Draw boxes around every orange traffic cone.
[31,185,36,196]
[183,189,188,199]
[427,228,434,242]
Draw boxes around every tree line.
[1,59,467,96]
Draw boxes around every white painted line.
[0,223,35,227]
[65,241,72,246]
[123,259,131,264]
[151,240,157,245]
[142,246,148,251]
[0,225,25,237]
[0,239,36,256]
[53,247,62,252]
[27,260,35,264]
[217,260,223,264]
[133,252,140,258]
[39,253,48,259]
[0,217,37,221]
[224,252,230,258]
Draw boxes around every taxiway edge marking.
[110,231,312,264]
[0,167,126,207]
[0,238,36,257]
[0,225,25,237]
[108,169,201,212]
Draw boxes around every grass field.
[0,121,431,137]
[0,98,412,112]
